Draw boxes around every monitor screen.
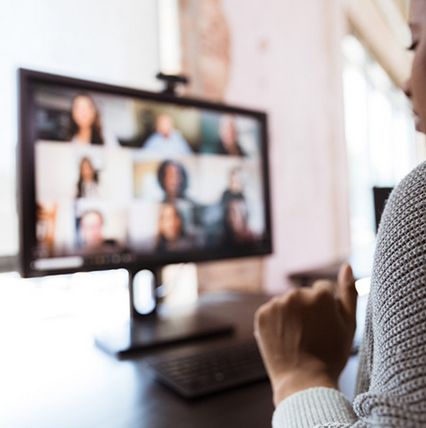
[19,69,272,277]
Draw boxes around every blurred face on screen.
[72,95,97,129]
[406,0,426,134]
[80,211,104,247]
[80,158,95,183]
[156,114,174,138]
[220,115,238,148]
[164,163,182,198]
[159,204,182,241]
[227,200,248,235]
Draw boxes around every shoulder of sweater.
[389,160,426,201]
[377,160,426,236]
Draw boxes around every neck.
[166,193,178,201]
[224,142,238,155]
[77,127,92,143]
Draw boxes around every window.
[342,35,420,255]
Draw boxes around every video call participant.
[216,114,245,156]
[221,167,245,207]
[79,210,105,249]
[36,202,57,253]
[69,94,104,145]
[78,210,121,252]
[224,199,254,246]
[157,160,189,203]
[143,113,192,156]
[76,157,99,199]
[157,203,196,252]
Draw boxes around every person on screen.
[69,94,104,145]
[36,203,57,253]
[157,160,189,202]
[223,199,254,245]
[157,203,195,252]
[143,113,192,156]
[216,114,245,156]
[79,210,105,248]
[76,157,99,198]
[221,167,245,207]
[78,210,122,253]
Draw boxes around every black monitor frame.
[18,68,273,279]
[18,68,274,354]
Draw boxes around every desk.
[288,261,343,287]
[288,254,374,288]
[0,291,275,428]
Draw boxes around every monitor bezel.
[18,68,273,278]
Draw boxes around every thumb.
[337,263,357,322]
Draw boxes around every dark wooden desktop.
[0,291,274,428]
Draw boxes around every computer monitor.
[18,68,272,354]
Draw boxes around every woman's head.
[219,114,238,148]
[69,94,104,144]
[406,0,426,133]
[225,199,249,235]
[79,157,96,183]
[158,160,188,200]
[158,204,183,242]
[72,95,97,128]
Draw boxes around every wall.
[179,0,266,293]
[180,0,351,294]
[180,0,412,294]
[222,0,352,294]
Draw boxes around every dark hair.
[69,94,104,145]
[76,157,99,198]
[157,160,188,199]
[157,204,185,252]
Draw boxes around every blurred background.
[0,0,423,300]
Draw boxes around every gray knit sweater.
[273,161,426,428]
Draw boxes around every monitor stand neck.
[128,268,162,319]
[94,266,234,357]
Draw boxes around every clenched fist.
[254,264,357,406]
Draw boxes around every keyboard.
[146,340,268,398]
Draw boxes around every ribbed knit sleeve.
[272,388,357,428]
[272,161,426,428]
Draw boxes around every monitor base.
[94,311,234,358]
